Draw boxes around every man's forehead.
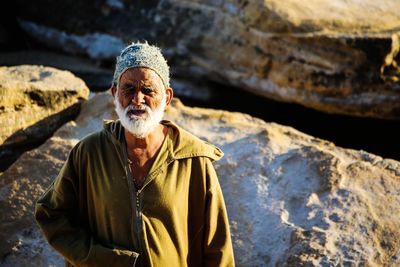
[119,67,164,86]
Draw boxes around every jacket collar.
[102,119,223,162]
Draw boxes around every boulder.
[1,92,400,266]
[0,93,114,267]
[0,50,214,99]
[0,51,114,90]
[0,65,89,171]
[13,0,400,119]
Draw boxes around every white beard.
[114,95,166,139]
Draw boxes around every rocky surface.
[0,51,114,90]
[0,65,89,171]
[1,92,400,266]
[0,93,114,267]
[0,51,215,99]
[12,0,400,119]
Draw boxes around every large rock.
[0,51,114,90]
[1,92,400,266]
[13,0,400,119]
[0,93,115,267]
[0,50,214,100]
[0,65,89,171]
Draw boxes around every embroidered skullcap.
[112,41,170,88]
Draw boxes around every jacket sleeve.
[203,158,235,267]
[35,146,139,267]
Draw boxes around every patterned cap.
[112,41,170,87]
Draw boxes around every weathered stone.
[13,0,400,119]
[1,92,400,266]
[0,93,114,267]
[0,65,89,171]
[0,50,215,100]
[0,51,114,90]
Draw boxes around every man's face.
[112,67,173,138]
[116,67,166,114]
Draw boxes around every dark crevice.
[0,102,82,172]
[177,80,400,161]
[1,7,399,168]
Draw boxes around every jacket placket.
[135,157,177,266]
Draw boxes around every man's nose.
[131,91,145,105]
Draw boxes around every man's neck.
[124,124,167,152]
[124,123,168,187]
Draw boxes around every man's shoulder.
[73,120,121,152]
[162,120,224,161]
[78,130,104,145]
[70,131,104,158]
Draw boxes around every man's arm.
[35,148,139,267]
[203,158,235,267]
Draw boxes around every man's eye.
[142,87,153,94]
[122,87,134,94]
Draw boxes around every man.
[35,42,235,267]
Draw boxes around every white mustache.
[114,96,166,138]
[125,104,152,116]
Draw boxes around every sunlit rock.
[13,0,400,118]
[0,51,114,90]
[1,93,399,266]
[0,65,89,170]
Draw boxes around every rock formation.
[0,50,215,99]
[12,0,400,119]
[0,65,89,170]
[1,92,399,266]
[0,51,114,90]
[0,93,115,267]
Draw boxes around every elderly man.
[35,42,235,267]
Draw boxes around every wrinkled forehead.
[118,67,165,88]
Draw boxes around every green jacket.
[35,120,235,267]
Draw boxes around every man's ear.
[111,84,117,97]
[165,87,174,107]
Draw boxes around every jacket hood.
[102,119,223,162]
